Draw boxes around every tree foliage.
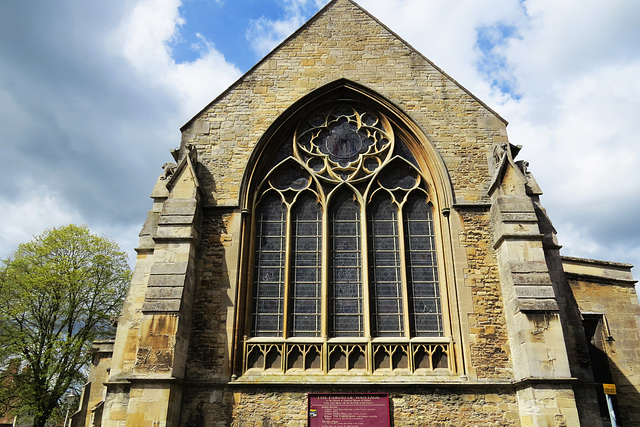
[0,225,131,427]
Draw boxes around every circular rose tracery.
[294,105,393,183]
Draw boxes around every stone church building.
[73,0,640,425]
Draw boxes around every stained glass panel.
[369,196,404,337]
[252,195,286,336]
[330,192,363,337]
[291,194,322,337]
[404,193,443,337]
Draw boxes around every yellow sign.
[603,383,616,395]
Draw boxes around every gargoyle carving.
[160,162,177,180]
[516,160,529,175]
[492,142,509,169]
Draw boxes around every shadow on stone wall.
[608,356,639,426]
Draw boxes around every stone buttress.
[101,147,202,426]
[489,143,580,425]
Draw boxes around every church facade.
[73,1,640,426]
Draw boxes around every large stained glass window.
[249,103,444,343]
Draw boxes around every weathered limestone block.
[135,314,179,373]
[142,258,194,313]
[491,187,559,312]
[121,383,182,427]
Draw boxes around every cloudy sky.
[1,0,639,284]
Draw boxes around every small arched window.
[244,101,450,375]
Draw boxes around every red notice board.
[307,393,390,427]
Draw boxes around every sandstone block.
[150,262,189,275]
[142,299,182,312]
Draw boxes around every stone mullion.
[231,208,251,379]
[243,210,258,340]
[321,198,329,340]
[321,198,329,374]
[361,198,372,341]
[397,201,412,340]
[361,198,375,374]
[282,203,293,339]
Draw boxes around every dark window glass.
[330,191,363,337]
[368,195,403,337]
[251,195,286,336]
[404,193,443,337]
[291,193,322,336]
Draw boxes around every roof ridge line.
[347,0,508,125]
[181,0,507,131]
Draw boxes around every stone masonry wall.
[185,210,236,382]
[180,0,508,208]
[227,388,519,427]
[569,278,640,426]
[178,387,521,426]
[459,209,512,379]
[180,387,233,427]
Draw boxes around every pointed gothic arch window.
[244,100,450,375]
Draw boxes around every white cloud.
[510,0,640,83]
[0,187,83,259]
[0,185,142,266]
[111,0,241,120]
[172,38,242,115]
[0,0,241,261]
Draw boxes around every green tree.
[0,225,131,427]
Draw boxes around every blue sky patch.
[169,0,286,70]
[476,23,521,100]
